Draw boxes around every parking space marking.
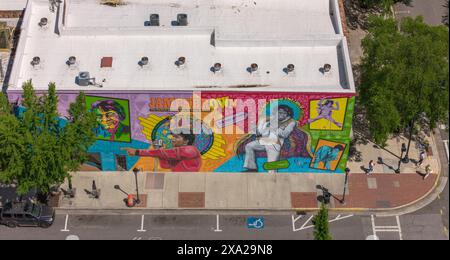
[329,214,354,223]
[396,216,403,240]
[292,215,314,232]
[291,215,304,232]
[292,214,354,232]
[371,215,403,240]
[214,214,222,232]
[61,214,70,232]
[137,215,146,232]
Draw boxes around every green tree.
[313,203,332,240]
[359,16,449,145]
[0,81,97,197]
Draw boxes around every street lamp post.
[395,143,407,174]
[132,168,141,205]
[340,168,350,205]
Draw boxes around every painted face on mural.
[171,133,196,148]
[95,107,121,131]
[91,100,126,132]
[277,105,292,122]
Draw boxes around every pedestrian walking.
[424,164,433,180]
[417,150,426,167]
[366,160,375,175]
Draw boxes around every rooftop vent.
[211,63,222,73]
[101,57,113,68]
[38,17,48,27]
[150,14,160,26]
[30,56,40,67]
[322,63,332,74]
[284,64,295,74]
[139,56,149,66]
[175,56,186,67]
[67,56,76,66]
[247,63,258,73]
[177,14,188,26]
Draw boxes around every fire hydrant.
[127,194,136,207]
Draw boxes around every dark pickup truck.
[0,202,55,228]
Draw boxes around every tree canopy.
[359,16,449,144]
[313,203,332,240]
[0,81,97,195]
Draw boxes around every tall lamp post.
[395,143,407,174]
[132,168,141,205]
[340,168,350,205]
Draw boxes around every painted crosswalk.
[370,215,403,240]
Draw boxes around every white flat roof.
[9,0,355,93]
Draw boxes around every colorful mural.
[308,97,348,131]
[86,96,131,143]
[310,139,347,171]
[7,91,355,173]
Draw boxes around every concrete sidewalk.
[56,131,444,215]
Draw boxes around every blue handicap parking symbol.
[247,217,264,229]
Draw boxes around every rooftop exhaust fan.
[248,63,258,73]
[287,64,295,73]
[150,14,160,26]
[177,14,188,26]
[38,17,48,27]
[211,63,222,73]
[176,57,186,67]
[67,56,76,66]
[139,57,149,66]
[323,63,332,74]
[31,56,41,67]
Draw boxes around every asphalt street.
[0,211,447,240]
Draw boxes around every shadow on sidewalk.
[376,157,397,172]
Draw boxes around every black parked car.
[0,202,55,228]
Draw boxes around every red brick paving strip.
[132,194,147,208]
[334,174,437,209]
[178,192,205,208]
[291,192,318,208]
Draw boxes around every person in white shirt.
[243,105,297,172]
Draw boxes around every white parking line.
[61,214,70,232]
[371,215,403,240]
[396,216,403,241]
[291,215,304,232]
[137,215,146,232]
[292,214,353,232]
[214,214,223,232]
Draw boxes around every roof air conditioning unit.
[177,14,188,26]
[76,71,92,86]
